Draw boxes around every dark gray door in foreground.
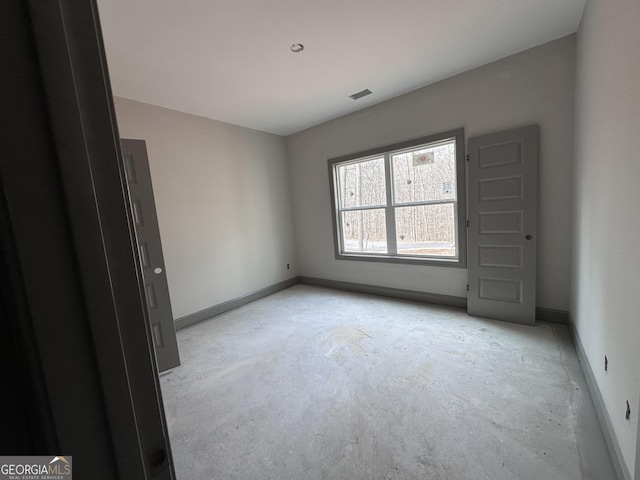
[467,125,538,325]
[121,139,180,371]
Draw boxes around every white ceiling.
[97,0,585,136]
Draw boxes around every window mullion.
[333,165,346,254]
[339,204,386,213]
[393,199,456,208]
[384,153,397,255]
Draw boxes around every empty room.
[1,0,638,479]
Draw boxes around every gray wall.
[114,97,298,319]
[286,36,576,311]
[572,0,640,475]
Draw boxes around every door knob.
[154,267,163,274]
[525,235,533,240]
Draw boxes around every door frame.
[2,0,175,477]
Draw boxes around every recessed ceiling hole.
[290,43,304,53]
[349,89,372,100]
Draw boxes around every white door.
[467,125,538,325]
[121,139,180,371]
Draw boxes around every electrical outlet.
[626,401,631,421]
[604,355,608,372]
[286,263,290,270]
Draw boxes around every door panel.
[478,211,523,235]
[478,245,523,268]
[478,175,523,201]
[121,139,180,371]
[467,125,538,325]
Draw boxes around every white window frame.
[328,128,466,267]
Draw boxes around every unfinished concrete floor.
[160,284,616,479]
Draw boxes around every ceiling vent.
[349,89,372,100]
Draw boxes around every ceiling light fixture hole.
[290,43,304,53]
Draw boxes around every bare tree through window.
[331,131,464,264]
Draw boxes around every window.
[329,129,466,267]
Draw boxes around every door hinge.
[466,154,469,162]
[466,284,469,292]
[466,220,469,227]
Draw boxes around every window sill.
[336,252,466,268]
